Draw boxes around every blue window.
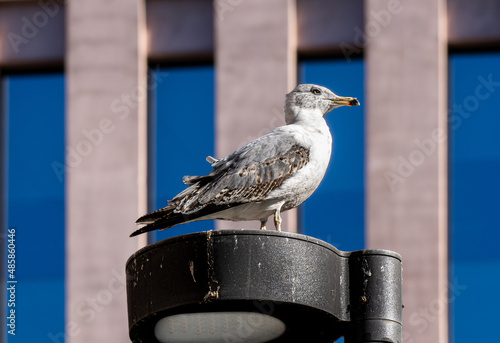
[3,73,65,342]
[299,60,365,252]
[149,66,215,242]
[449,53,500,342]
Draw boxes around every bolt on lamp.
[126,230,402,343]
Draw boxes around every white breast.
[267,120,333,210]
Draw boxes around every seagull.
[131,84,359,237]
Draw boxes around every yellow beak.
[331,96,360,107]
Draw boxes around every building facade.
[1,0,500,342]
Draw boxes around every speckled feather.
[133,137,309,234]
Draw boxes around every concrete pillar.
[365,1,448,342]
[215,0,298,232]
[66,1,147,341]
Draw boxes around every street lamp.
[126,230,402,342]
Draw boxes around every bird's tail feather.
[132,206,179,237]
[131,202,241,237]
[135,206,173,224]
[130,211,187,237]
[182,174,212,186]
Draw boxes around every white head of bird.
[284,84,360,125]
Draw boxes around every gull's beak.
[331,96,360,107]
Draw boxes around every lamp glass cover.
[154,311,286,343]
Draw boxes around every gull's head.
[284,84,360,124]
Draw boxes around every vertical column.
[215,0,298,232]
[66,0,147,341]
[365,1,448,342]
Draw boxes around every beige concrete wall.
[66,0,146,341]
[365,0,448,342]
[448,0,500,46]
[147,0,213,61]
[0,2,65,66]
[215,0,298,232]
[297,0,364,54]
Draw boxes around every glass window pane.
[4,73,65,341]
[449,52,500,342]
[150,66,215,242]
[299,60,365,251]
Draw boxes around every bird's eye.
[311,88,321,95]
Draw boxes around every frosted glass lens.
[155,311,286,343]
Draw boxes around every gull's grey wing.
[172,129,310,212]
[132,130,309,235]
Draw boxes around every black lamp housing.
[126,230,402,343]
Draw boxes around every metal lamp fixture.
[126,230,402,343]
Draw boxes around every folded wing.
[131,131,309,236]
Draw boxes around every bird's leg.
[274,209,282,232]
[259,218,267,230]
